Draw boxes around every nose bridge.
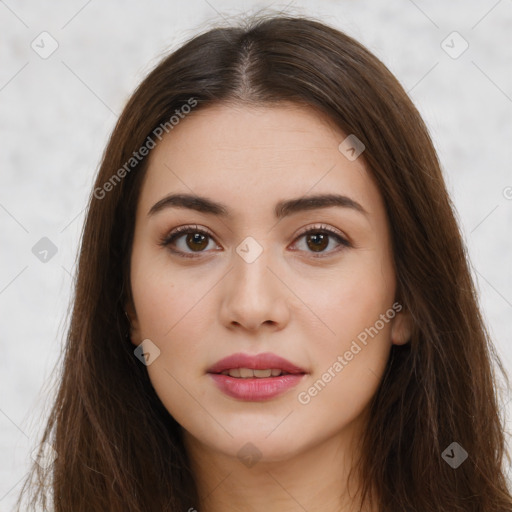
[220,238,289,330]
[232,240,276,304]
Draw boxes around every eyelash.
[158,224,351,259]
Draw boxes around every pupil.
[187,233,208,251]
[307,233,328,252]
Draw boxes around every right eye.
[159,225,221,258]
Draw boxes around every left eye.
[291,228,350,256]
[159,225,350,258]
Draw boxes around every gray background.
[1,0,511,509]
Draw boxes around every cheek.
[295,253,395,348]
[293,253,395,413]
[130,261,214,428]
[294,281,394,432]
[130,243,207,338]
[131,269,211,364]
[130,247,218,376]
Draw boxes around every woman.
[17,13,512,512]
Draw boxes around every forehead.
[138,102,384,223]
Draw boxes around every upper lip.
[207,352,307,374]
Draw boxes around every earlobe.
[390,308,413,346]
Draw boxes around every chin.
[207,425,308,464]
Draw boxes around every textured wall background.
[1,0,511,509]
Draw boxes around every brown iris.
[306,233,329,252]
[186,233,209,251]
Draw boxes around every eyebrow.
[147,192,369,219]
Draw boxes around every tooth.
[224,368,285,378]
[239,368,254,378]
[253,369,272,378]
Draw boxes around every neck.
[183,415,377,512]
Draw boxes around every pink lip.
[207,352,307,402]
[207,352,307,374]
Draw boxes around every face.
[127,102,412,464]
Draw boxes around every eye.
[158,225,220,258]
[290,224,351,257]
[159,223,351,259]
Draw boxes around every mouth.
[207,352,308,401]
[207,351,307,376]
[216,368,294,378]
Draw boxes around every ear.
[125,301,141,346]
[390,307,413,346]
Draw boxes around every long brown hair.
[16,13,512,512]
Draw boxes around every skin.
[127,102,412,512]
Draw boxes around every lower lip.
[208,373,306,401]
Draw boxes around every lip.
[207,352,308,402]
[207,352,307,374]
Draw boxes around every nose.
[219,245,291,332]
